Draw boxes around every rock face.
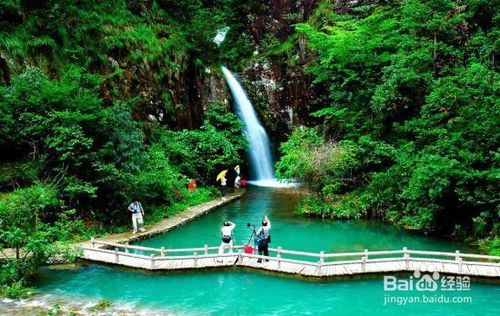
[248,0,320,42]
[0,1,383,137]
[101,55,228,131]
[231,0,387,141]
[237,0,323,142]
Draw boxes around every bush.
[155,102,246,182]
[296,194,365,219]
[0,184,86,286]
[1,280,36,298]
[281,0,500,240]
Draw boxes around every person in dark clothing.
[220,175,227,197]
[256,215,271,263]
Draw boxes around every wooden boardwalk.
[81,240,500,279]
[80,191,244,247]
[1,191,244,262]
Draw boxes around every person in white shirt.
[256,216,271,262]
[218,221,236,257]
[128,199,146,234]
[234,175,241,189]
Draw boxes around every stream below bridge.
[6,187,499,315]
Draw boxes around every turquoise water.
[137,187,469,254]
[35,266,500,315]
[32,187,499,315]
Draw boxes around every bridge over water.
[81,240,500,279]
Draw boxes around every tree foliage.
[0,184,82,289]
[277,0,499,237]
[0,0,247,291]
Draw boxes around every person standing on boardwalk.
[220,175,227,197]
[218,221,236,259]
[234,174,241,189]
[256,215,271,262]
[128,198,146,234]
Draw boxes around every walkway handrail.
[407,249,500,260]
[86,239,500,263]
[81,240,500,278]
[89,238,243,256]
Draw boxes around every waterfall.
[222,66,275,182]
[221,66,297,188]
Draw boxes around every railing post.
[91,237,95,248]
[194,252,198,267]
[125,242,129,253]
[160,247,165,257]
[403,247,409,270]
[456,250,462,274]
[115,247,119,263]
[318,251,324,276]
[150,254,155,269]
[277,246,282,270]
[362,249,368,272]
[204,244,208,255]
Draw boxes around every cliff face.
[0,0,381,138]
[0,0,233,135]
[226,0,388,141]
[239,0,322,142]
[118,57,228,130]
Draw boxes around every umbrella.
[216,170,228,182]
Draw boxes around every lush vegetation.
[0,0,498,296]
[0,0,246,294]
[276,0,498,250]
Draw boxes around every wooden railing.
[83,239,500,277]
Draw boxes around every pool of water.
[31,265,500,315]
[136,187,469,254]
[28,187,499,315]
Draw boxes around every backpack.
[255,235,264,246]
[255,229,270,246]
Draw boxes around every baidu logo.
[384,268,439,292]
[383,266,472,305]
[414,270,439,291]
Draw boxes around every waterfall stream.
[222,67,275,183]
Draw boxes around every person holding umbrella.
[216,170,228,198]
[220,175,227,197]
[234,174,241,189]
